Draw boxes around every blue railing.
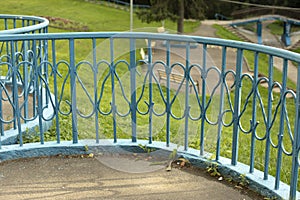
[0,32,300,199]
[0,14,49,34]
[0,14,49,137]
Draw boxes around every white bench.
[157,69,199,93]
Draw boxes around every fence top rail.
[0,14,49,34]
[0,32,299,63]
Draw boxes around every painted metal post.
[256,21,263,45]
[93,38,99,144]
[264,55,274,180]
[51,40,60,144]
[22,40,29,122]
[231,48,243,165]
[35,39,45,145]
[147,39,153,144]
[166,41,171,147]
[130,38,137,142]
[250,52,259,173]
[216,46,227,161]
[290,63,300,200]
[274,59,288,190]
[281,22,291,46]
[200,44,207,156]
[43,37,50,106]
[69,39,78,144]
[110,38,117,143]
[10,41,23,146]
[184,42,190,151]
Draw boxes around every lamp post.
[130,0,133,31]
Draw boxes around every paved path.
[0,154,263,200]
[191,19,299,87]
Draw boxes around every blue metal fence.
[0,14,49,142]
[0,14,49,34]
[0,32,300,199]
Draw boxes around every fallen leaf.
[180,161,185,168]
[166,161,172,171]
[88,153,94,158]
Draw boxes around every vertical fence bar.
[184,42,190,151]
[166,40,171,147]
[11,41,23,146]
[147,39,153,144]
[0,84,3,138]
[38,38,44,107]
[264,55,274,180]
[4,19,7,30]
[250,52,259,173]
[275,58,288,190]
[200,44,207,156]
[0,82,2,148]
[231,48,243,165]
[36,39,44,144]
[51,39,60,144]
[43,37,49,105]
[110,38,117,143]
[69,39,78,144]
[13,18,16,29]
[92,38,99,143]
[130,38,137,142]
[216,46,227,161]
[32,20,36,34]
[32,39,38,126]
[290,62,300,200]
[23,40,29,122]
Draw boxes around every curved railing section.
[0,32,299,199]
[0,14,49,34]
[0,14,49,137]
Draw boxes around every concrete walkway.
[0,154,264,200]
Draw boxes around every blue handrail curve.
[0,14,49,34]
[0,31,299,199]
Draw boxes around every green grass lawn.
[0,0,199,33]
[267,20,300,36]
[213,23,298,189]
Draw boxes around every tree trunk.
[177,0,184,34]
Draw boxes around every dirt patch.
[42,16,89,32]
[1,85,35,131]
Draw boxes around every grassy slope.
[0,0,199,33]
[213,23,297,188]
[213,24,296,90]
[3,0,199,142]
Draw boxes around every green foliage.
[267,21,284,36]
[22,112,74,144]
[137,0,206,22]
[238,174,249,187]
[136,0,204,33]
[206,163,221,177]
[212,24,243,41]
